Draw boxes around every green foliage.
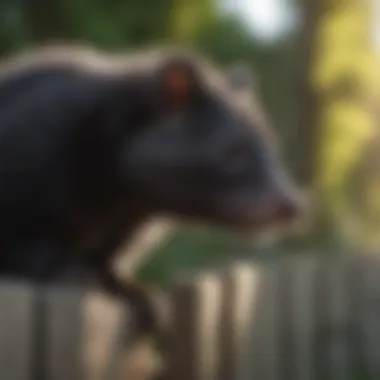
[138,226,233,286]
[170,0,215,44]
[312,0,380,250]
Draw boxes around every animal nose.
[259,185,304,226]
[274,181,309,222]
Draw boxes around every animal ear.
[227,63,256,91]
[157,57,200,108]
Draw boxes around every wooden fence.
[1,252,380,380]
[0,283,160,380]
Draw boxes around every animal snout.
[258,184,304,226]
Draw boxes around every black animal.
[0,44,301,339]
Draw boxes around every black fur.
[0,45,300,338]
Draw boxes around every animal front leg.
[100,268,166,341]
[113,217,176,278]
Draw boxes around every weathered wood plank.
[218,262,262,380]
[0,282,35,380]
[345,253,368,379]
[314,254,331,380]
[353,254,380,380]
[325,256,352,380]
[82,291,139,380]
[286,254,318,380]
[277,255,295,380]
[250,263,280,380]
[43,286,84,380]
[277,254,318,380]
[167,272,222,380]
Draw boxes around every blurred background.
[2,0,379,285]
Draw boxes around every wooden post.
[0,282,34,380]
[218,262,262,380]
[353,254,380,379]
[166,272,222,380]
[42,286,84,380]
